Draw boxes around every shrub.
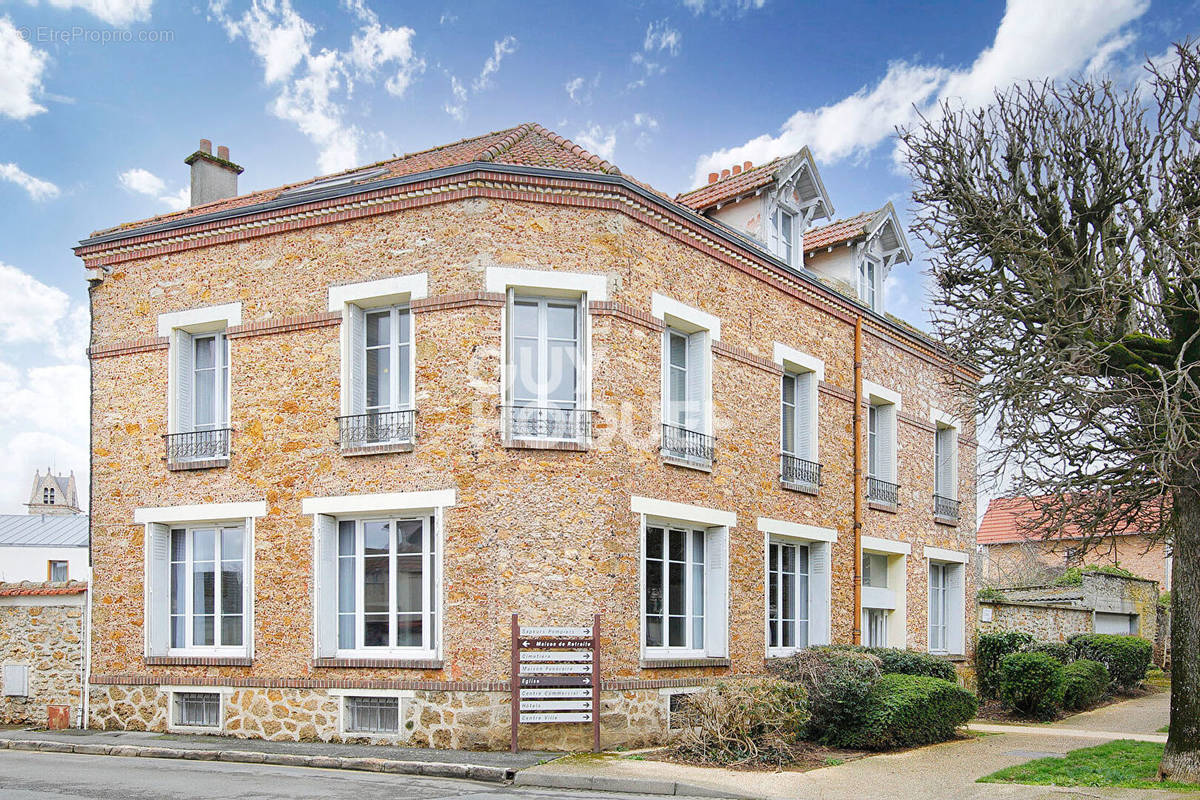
[768,647,880,744]
[977,631,1035,699]
[669,679,809,767]
[1055,564,1136,586]
[997,651,1065,718]
[978,586,1007,602]
[1069,634,1153,691]
[1061,659,1110,710]
[827,645,958,681]
[837,674,978,750]
[1024,641,1075,664]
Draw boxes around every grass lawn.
[979,740,1200,791]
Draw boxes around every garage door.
[1094,612,1137,635]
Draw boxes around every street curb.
[0,738,515,784]
[513,771,761,798]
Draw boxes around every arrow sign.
[519,638,594,649]
[519,626,592,638]
[519,651,593,662]
[520,700,593,712]
[519,675,592,688]
[521,712,592,724]
[519,663,592,675]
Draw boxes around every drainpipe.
[852,315,864,645]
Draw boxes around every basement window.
[344,696,400,734]
[173,691,220,729]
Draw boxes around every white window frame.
[758,518,835,656]
[863,608,889,647]
[48,560,68,582]
[189,332,229,433]
[930,409,959,502]
[136,501,265,660]
[859,255,879,310]
[926,546,968,655]
[652,294,717,443]
[303,490,455,662]
[363,305,414,415]
[862,536,910,648]
[160,303,241,438]
[330,688,415,739]
[769,206,797,266]
[507,294,586,441]
[929,562,948,653]
[863,381,901,484]
[642,522,708,658]
[164,686,232,733]
[167,524,248,655]
[774,344,823,466]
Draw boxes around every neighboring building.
[24,469,83,516]
[0,580,88,728]
[977,497,1171,589]
[979,571,1159,644]
[77,125,978,750]
[0,503,89,582]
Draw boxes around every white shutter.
[936,428,955,498]
[173,330,193,434]
[687,332,707,434]
[346,304,365,415]
[314,514,338,657]
[704,527,728,657]
[2,665,28,697]
[808,541,831,645]
[947,563,964,655]
[145,523,171,656]
[243,518,255,657]
[795,371,814,461]
[879,405,897,482]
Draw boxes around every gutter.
[74,162,957,365]
[853,315,864,644]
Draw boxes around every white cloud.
[0,162,60,201]
[0,430,89,515]
[438,10,456,25]
[644,20,681,56]
[691,0,1151,184]
[443,74,466,122]
[118,167,189,210]
[0,16,49,120]
[473,35,517,92]
[682,0,765,15]
[211,0,424,173]
[0,262,89,361]
[573,124,617,161]
[38,0,154,26]
[565,76,584,103]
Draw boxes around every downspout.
[852,315,864,645]
[81,279,96,730]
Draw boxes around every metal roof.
[0,514,88,547]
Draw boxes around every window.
[42,487,54,505]
[767,541,809,652]
[769,207,796,265]
[365,307,413,416]
[2,664,28,697]
[340,304,415,449]
[865,391,898,506]
[929,563,947,652]
[643,522,726,658]
[662,327,712,464]
[191,333,229,434]
[173,691,220,728]
[859,256,878,309]
[48,561,68,582]
[864,609,888,647]
[335,517,436,653]
[934,424,958,521]
[169,527,245,650]
[344,696,400,734]
[781,370,818,489]
[506,295,586,441]
[161,303,241,466]
[863,552,889,589]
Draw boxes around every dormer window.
[769,208,796,266]
[43,487,54,505]
[859,256,879,310]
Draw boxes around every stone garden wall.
[978,600,1092,642]
[0,583,86,727]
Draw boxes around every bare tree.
[900,41,1200,780]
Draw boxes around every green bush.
[670,679,809,766]
[1061,659,1110,710]
[768,647,881,745]
[1024,641,1075,664]
[837,674,978,750]
[977,631,1035,699]
[1055,564,1135,586]
[998,652,1065,718]
[827,645,958,681]
[1069,634,1152,691]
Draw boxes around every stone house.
[0,473,89,582]
[77,124,978,750]
[977,497,1172,589]
[0,581,88,728]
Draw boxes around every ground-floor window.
[864,608,889,647]
[173,691,220,728]
[929,562,948,652]
[644,525,706,652]
[170,526,245,650]
[767,540,809,653]
[344,696,401,734]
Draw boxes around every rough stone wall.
[980,536,1169,587]
[0,598,84,725]
[1082,573,1159,642]
[978,601,1092,642]
[87,196,978,745]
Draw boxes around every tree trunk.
[1162,486,1200,781]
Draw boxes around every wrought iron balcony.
[164,427,231,467]
[933,494,960,523]
[781,454,822,493]
[661,423,714,466]
[867,476,900,508]
[502,405,592,443]
[338,409,416,450]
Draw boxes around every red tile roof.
[977,497,1163,545]
[0,580,88,596]
[675,157,786,212]
[802,209,880,253]
[93,123,621,237]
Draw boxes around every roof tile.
[802,209,879,252]
[675,157,786,211]
[0,580,88,597]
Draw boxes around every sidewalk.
[0,727,555,784]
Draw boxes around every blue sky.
[0,0,1193,511]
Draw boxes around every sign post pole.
[510,613,519,754]
[592,613,600,753]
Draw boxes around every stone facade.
[0,583,86,726]
[978,601,1093,642]
[80,142,977,749]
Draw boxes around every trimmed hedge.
[837,674,978,750]
[1024,641,1075,665]
[1069,634,1152,691]
[768,647,880,745]
[1061,659,1110,710]
[830,646,958,681]
[977,631,1035,699]
[998,652,1065,718]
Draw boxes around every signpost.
[511,613,600,753]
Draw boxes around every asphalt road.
[0,750,653,800]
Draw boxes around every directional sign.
[520,700,593,712]
[520,688,593,699]
[519,651,593,662]
[519,626,592,638]
[519,663,591,675]
[520,712,592,724]
[519,675,592,688]
[519,638,593,649]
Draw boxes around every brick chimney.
[184,139,244,207]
